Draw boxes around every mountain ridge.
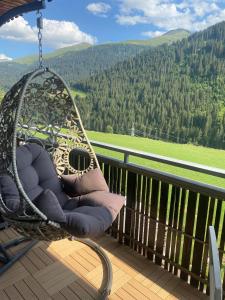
[74,21,225,149]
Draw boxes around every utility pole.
[131,123,135,136]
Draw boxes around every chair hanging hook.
[37,10,44,69]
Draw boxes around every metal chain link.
[37,10,43,69]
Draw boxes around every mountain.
[74,22,225,149]
[124,29,190,46]
[14,43,92,65]
[0,29,190,91]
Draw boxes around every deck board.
[0,228,209,299]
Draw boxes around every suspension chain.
[37,10,43,69]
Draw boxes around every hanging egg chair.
[0,1,125,297]
[0,67,125,241]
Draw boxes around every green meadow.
[87,131,225,189]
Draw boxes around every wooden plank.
[128,278,162,299]
[191,194,210,287]
[23,276,50,299]
[14,279,38,300]
[103,163,110,186]
[77,248,100,267]
[119,168,127,244]
[115,287,136,299]
[32,246,55,266]
[165,186,179,271]
[64,254,89,277]
[143,177,151,257]
[74,278,100,299]
[4,285,24,300]
[60,287,80,300]
[200,197,216,291]
[0,290,9,300]
[174,188,186,276]
[70,252,95,272]
[147,179,160,260]
[133,174,142,252]
[138,176,147,255]
[0,263,29,290]
[122,281,149,300]
[180,190,198,281]
[34,262,78,295]
[69,281,95,300]
[111,167,120,238]
[125,171,137,246]
[155,182,170,266]
[25,250,46,270]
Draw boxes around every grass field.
[87,131,225,188]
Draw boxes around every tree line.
[74,22,225,149]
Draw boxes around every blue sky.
[0,0,225,60]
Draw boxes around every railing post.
[124,153,129,164]
[209,226,222,300]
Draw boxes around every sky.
[0,0,225,60]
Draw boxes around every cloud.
[142,31,165,38]
[116,0,225,32]
[42,19,96,48]
[86,2,111,17]
[0,17,36,42]
[0,16,96,49]
[0,54,12,61]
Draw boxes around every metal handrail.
[209,226,222,300]
[91,140,225,179]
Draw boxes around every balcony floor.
[0,228,208,300]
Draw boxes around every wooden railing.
[89,141,225,295]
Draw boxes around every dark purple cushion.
[61,168,109,197]
[62,191,125,237]
[17,144,68,207]
[0,175,20,212]
[33,189,66,223]
[79,191,125,222]
[63,206,112,237]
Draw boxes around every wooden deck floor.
[0,228,209,300]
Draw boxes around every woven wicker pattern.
[0,69,99,240]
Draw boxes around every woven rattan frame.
[0,68,100,241]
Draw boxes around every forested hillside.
[0,29,189,90]
[75,22,225,149]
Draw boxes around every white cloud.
[116,0,225,32]
[142,31,165,38]
[87,2,111,17]
[0,16,96,49]
[0,17,36,42]
[42,19,96,48]
[0,54,12,61]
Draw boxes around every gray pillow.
[61,169,109,197]
[0,175,20,212]
[79,191,125,222]
[33,189,66,223]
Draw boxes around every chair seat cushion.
[61,169,109,197]
[79,191,125,222]
[62,191,125,237]
[34,189,66,224]
[0,143,124,238]
[63,206,112,237]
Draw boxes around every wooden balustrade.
[73,141,225,296]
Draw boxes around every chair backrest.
[209,226,222,300]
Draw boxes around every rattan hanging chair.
[0,68,125,298]
[0,68,96,238]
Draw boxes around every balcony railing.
[85,140,225,296]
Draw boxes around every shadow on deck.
[0,228,208,300]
